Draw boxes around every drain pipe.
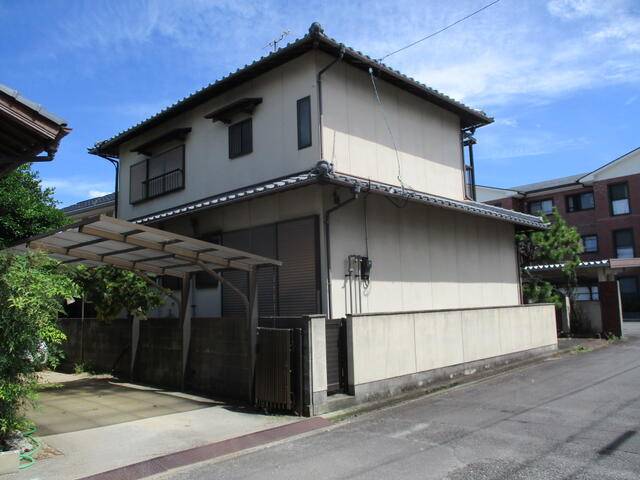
[98,154,119,218]
[317,44,345,161]
[324,184,360,319]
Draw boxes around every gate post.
[599,280,623,337]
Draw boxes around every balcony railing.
[137,168,184,202]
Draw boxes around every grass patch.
[571,344,593,354]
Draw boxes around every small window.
[528,199,554,215]
[129,145,185,204]
[581,234,598,253]
[575,285,599,301]
[613,229,635,258]
[159,276,182,291]
[619,276,639,296]
[566,191,594,212]
[609,183,630,216]
[229,118,253,158]
[297,96,312,149]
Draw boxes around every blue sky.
[1,0,639,206]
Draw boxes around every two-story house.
[477,146,640,322]
[80,23,556,410]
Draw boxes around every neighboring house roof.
[511,173,586,194]
[131,166,545,229]
[483,145,640,202]
[90,22,492,157]
[523,259,610,272]
[578,146,640,183]
[0,83,71,177]
[61,192,115,216]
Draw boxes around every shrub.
[0,252,79,444]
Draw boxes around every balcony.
[132,168,184,204]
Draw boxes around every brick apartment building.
[477,146,640,319]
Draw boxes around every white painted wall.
[320,52,465,200]
[118,52,321,221]
[347,304,557,386]
[327,191,521,318]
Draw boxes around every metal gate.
[254,327,303,413]
[326,318,347,394]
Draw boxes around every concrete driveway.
[15,374,297,480]
[156,336,640,479]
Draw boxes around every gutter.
[316,44,345,161]
[98,154,119,218]
[324,179,360,319]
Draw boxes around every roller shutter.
[277,217,319,316]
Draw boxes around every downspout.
[98,154,119,218]
[317,45,345,161]
[324,185,360,319]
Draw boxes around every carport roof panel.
[10,214,281,277]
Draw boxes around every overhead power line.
[378,0,501,61]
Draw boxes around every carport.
[9,214,281,400]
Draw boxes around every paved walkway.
[156,338,640,479]
[12,375,298,480]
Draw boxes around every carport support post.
[130,315,140,379]
[181,273,193,391]
[248,267,259,402]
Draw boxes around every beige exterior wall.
[118,52,321,221]
[347,304,557,386]
[320,52,465,200]
[118,50,469,221]
[327,191,521,318]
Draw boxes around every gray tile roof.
[132,168,546,229]
[90,22,492,156]
[511,173,586,194]
[61,192,115,214]
[523,259,609,272]
[0,83,67,126]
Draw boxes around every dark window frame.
[581,234,598,253]
[528,198,554,215]
[129,145,186,205]
[618,276,639,296]
[229,118,253,159]
[613,228,635,258]
[566,191,595,212]
[297,96,312,150]
[609,182,631,216]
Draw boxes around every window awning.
[130,128,192,155]
[204,98,263,124]
[8,214,281,278]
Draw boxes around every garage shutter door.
[277,217,319,316]
[221,217,319,318]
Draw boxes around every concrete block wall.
[58,318,131,376]
[346,304,557,401]
[133,317,182,388]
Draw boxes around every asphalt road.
[157,331,640,479]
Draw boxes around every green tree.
[517,208,584,327]
[0,165,68,248]
[0,252,79,443]
[72,266,167,321]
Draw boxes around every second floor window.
[528,199,554,215]
[566,191,594,212]
[130,145,185,204]
[581,234,598,253]
[229,118,252,158]
[609,182,630,216]
[297,96,312,149]
[613,229,635,258]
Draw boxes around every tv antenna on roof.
[264,30,290,52]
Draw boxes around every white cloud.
[41,178,113,203]
[88,190,111,198]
